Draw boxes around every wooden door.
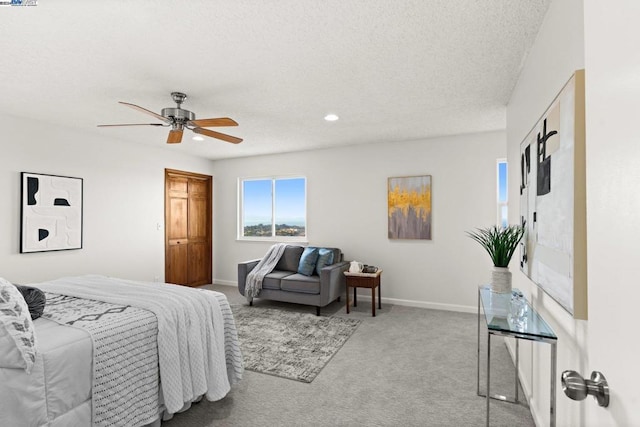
[165,169,212,286]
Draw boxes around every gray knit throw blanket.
[245,243,288,300]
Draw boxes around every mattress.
[0,317,92,427]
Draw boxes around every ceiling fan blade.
[167,129,183,144]
[97,123,165,127]
[119,101,170,123]
[187,117,238,128]
[193,127,243,144]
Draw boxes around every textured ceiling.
[0,0,550,160]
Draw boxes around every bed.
[0,275,243,427]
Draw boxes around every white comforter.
[34,275,243,415]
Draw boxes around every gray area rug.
[231,304,361,383]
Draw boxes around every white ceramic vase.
[491,266,512,293]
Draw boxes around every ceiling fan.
[98,92,242,144]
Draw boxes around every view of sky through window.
[498,161,508,227]
[242,177,306,238]
[275,178,306,227]
[243,179,272,226]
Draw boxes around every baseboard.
[354,294,476,314]
[213,279,476,313]
[213,279,238,287]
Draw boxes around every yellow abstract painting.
[388,175,431,239]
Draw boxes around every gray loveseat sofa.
[237,245,349,315]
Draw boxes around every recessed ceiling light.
[192,135,204,141]
[324,114,339,122]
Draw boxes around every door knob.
[561,370,609,407]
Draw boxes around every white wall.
[0,115,214,284]
[0,105,504,312]
[507,0,604,425]
[211,131,505,311]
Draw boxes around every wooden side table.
[344,270,383,317]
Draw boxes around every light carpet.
[164,287,535,427]
[231,304,361,383]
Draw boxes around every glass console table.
[477,286,558,426]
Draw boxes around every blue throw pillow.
[315,248,335,275]
[297,247,319,276]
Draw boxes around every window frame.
[497,159,508,228]
[237,175,308,242]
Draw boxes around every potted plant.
[466,225,524,293]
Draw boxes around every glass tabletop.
[479,285,557,340]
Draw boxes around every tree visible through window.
[241,177,306,238]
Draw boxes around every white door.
[584,1,640,424]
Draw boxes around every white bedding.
[0,275,243,427]
[0,317,93,427]
[42,291,160,427]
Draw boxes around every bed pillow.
[0,278,37,374]
[16,285,46,320]
[297,247,319,276]
[315,248,335,275]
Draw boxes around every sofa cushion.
[281,274,321,294]
[262,270,295,290]
[275,246,304,272]
[297,247,319,276]
[315,248,335,275]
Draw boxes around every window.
[497,160,508,228]
[240,176,306,240]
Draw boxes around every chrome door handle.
[561,370,609,407]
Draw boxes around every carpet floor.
[163,285,535,427]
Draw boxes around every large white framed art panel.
[519,70,587,319]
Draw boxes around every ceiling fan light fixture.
[192,135,204,141]
[324,113,339,122]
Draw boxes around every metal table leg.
[551,342,557,427]
[486,332,491,427]
[477,289,481,396]
[515,338,519,402]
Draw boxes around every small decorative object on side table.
[344,269,383,317]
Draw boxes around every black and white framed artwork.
[21,172,83,253]
[518,70,587,319]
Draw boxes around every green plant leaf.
[466,225,524,267]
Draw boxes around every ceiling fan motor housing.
[163,92,195,123]
[161,107,195,122]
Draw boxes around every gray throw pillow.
[16,285,46,320]
[275,246,305,272]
